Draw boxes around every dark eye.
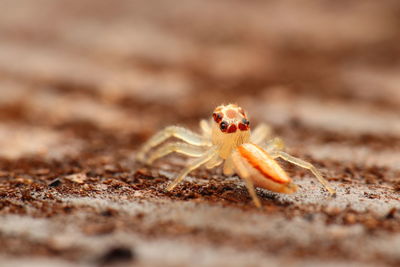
[213,113,223,123]
[220,121,228,130]
[242,119,250,126]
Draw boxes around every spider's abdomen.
[233,143,297,194]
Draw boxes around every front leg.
[263,137,285,153]
[270,151,336,196]
[166,147,218,191]
[137,126,211,162]
[199,119,212,137]
[250,123,272,145]
[145,142,206,165]
[205,153,223,169]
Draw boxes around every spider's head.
[212,104,250,134]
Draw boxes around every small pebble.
[99,246,135,265]
[48,178,61,187]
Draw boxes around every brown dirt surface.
[1,0,400,266]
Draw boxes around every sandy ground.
[0,0,400,266]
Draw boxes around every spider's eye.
[220,121,228,131]
[213,113,223,123]
[242,118,250,126]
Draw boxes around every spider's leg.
[250,123,272,145]
[244,179,262,209]
[263,137,285,153]
[166,147,218,191]
[205,153,223,169]
[145,142,206,165]
[137,126,211,162]
[270,151,336,196]
[199,119,212,137]
[230,150,261,208]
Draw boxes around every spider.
[137,104,336,207]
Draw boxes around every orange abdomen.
[237,143,291,184]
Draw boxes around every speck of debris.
[99,246,135,265]
[364,192,380,199]
[393,182,400,192]
[48,178,61,187]
[385,208,397,219]
[303,213,315,222]
[100,208,118,217]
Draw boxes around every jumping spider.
[137,104,336,207]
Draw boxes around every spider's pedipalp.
[222,156,235,176]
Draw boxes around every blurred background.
[0,0,400,266]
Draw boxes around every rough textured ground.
[0,0,400,266]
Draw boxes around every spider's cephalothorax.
[212,104,250,133]
[137,104,336,208]
[211,104,251,159]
